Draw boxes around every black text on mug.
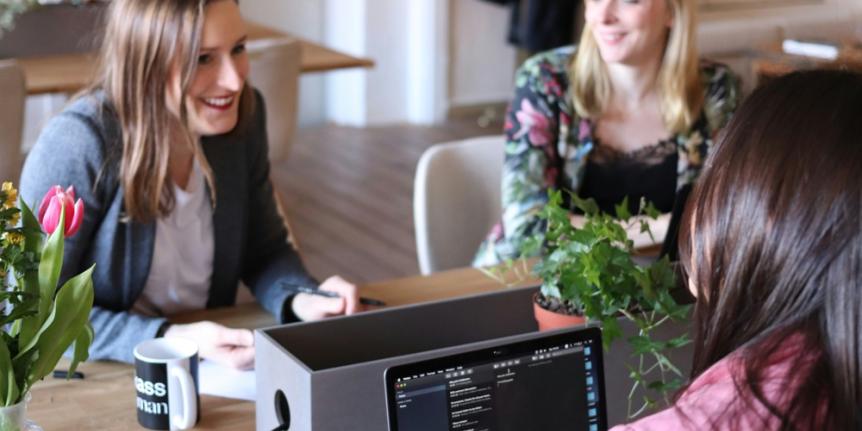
[134,338,200,430]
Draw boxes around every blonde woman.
[20,0,362,369]
[474,0,739,267]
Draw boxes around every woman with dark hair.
[611,69,862,429]
[19,0,362,368]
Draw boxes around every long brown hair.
[571,0,702,134]
[90,0,252,222]
[679,70,862,429]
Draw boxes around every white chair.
[414,135,505,275]
[0,59,25,184]
[248,38,301,163]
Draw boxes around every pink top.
[610,337,814,430]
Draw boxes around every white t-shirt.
[132,161,214,316]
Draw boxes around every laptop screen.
[384,326,607,431]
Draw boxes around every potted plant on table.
[0,182,94,431]
[485,189,691,418]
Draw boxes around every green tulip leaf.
[23,265,94,387]
[38,209,65,322]
[0,338,16,406]
[68,323,94,378]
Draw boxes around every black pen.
[291,285,386,307]
[53,369,85,380]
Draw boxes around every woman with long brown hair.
[19,0,362,368]
[612,69,862,429]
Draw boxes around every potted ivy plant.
[485,189,691,417]
[0,182,94,431]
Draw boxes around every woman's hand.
[625,213,670,249]
[164,321,255,370]
[571,212,670,249]
[290,275,364,321]
[569,214,587,229]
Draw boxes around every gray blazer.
[19,90,317,363]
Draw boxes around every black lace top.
[579,139,678,215]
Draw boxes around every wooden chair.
[0,60,26,183]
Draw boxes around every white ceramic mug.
[133,338,199,430]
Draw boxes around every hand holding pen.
[293,286,386,306]
[287,276,385,321]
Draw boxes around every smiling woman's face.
[168,0,249,136]
[585,0,672,67]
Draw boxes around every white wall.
[448,0,517,108]
[406,0,449,124]
[363,0,411,124]
[241,0,451,126]
[323,0,367,125]
[240,0,327,126]
[322,0,449,126]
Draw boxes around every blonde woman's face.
[585,0,672,67]
[170,0,249,136]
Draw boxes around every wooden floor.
[270,118,501,284]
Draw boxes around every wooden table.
[27,266,536,430]
[18,22,374,95]
[752,41,862,85]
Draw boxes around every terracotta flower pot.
[533,293,586,331]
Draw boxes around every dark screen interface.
[392,339,601,431]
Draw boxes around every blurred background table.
[18,22,373,95]
[752,41,862,85]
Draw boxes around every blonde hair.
[88,0,252,222]
[571,0,702,134]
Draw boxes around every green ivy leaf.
[644,200,660,219]
[628,335,663,355]
[520,235,542,257]
[571,194,599,216]
[665,334,691,349]
[522,190,686,417]
[614,196,631,221]
[601,317,623,347]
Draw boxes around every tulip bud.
[37,185,85,237]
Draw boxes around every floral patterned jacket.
[473,46,740,267]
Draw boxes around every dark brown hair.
[679,69,862,429]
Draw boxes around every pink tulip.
[37,185,85,237]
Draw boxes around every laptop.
[384,326,607,431]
